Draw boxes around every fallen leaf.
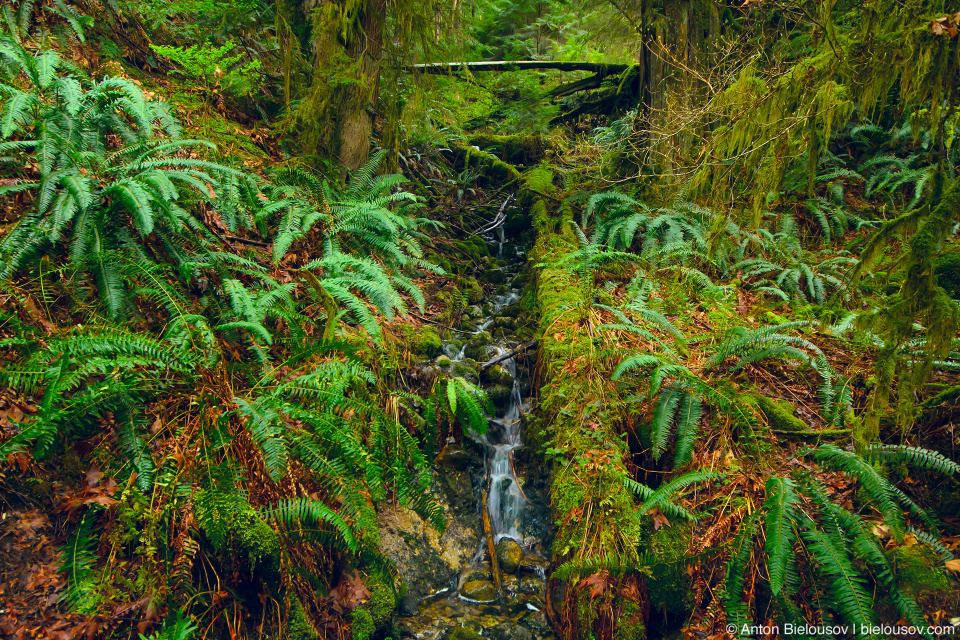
[582,571,612,599]
[945,559,960,574]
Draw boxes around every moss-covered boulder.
[412,327,443,358]
[486,384,513,409]
[481,364,513,387]
[464,331,493,361]
[462,277,485,305]
[745,393,808,432]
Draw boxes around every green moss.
[350,608,375,640]
[891,545,950,595]
[412,327,443,358]
[232,508,281,574]
[460,277,484,305]
[288,596,319,640]
[367,569,396,625]
[616,600,646,640]
[934,250,960,299]
[647,523,694,616]
[745,393,808,432]
[442,629,482,640]
[468,133,546,165]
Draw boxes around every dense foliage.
[1,1,959,640]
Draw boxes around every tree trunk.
[334,0,384,169]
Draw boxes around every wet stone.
[436,443,473,472]
[496,538,523,574]
[482,363,513,386]
[487,384,513,409]
[398,593,419,617]
[489,622,535,640]
[460,580,498,603]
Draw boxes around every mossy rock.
[478,269,506,285]
[935,250,960,298]
[481,364,513,387]
[505,212,530,235]
[495,538,523,573]
[412,327,443,358]
[890,545,951,595]
[486,384,513,409]
[462,277,484,305]
[464,332,493,361]
[745,393,808,432]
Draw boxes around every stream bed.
[395,232,554,640]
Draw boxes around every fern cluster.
[721,445,959,638]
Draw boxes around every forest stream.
[388,214,555,640]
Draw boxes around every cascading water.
[398,216,553,639]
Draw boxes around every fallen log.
[480,340,538,371]
[410,61,631,75]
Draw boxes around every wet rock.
[465,305,484,319]
[496,538,523,574]
[460,580,498,603]
[377,505,480,600]
[486,385,513,410]
[479,269,506,285]
[398,593,419,617]
[518,577,541,595]
[451,360,479,384]
[464,331,493,361]
[441,629,483,640]
[517,555,547,576]
[436,355,452,368]
[459,568,490,585]
[488,622,534,640]
[436,443,473,472]
[481,364,513,387]
[494,316,517,330]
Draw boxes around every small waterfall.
[484,351,526,542]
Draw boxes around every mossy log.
[529,172,644,640]
[467,134,548,165]
[447,139,520,184]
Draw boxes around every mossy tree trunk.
[281,0,387,169]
